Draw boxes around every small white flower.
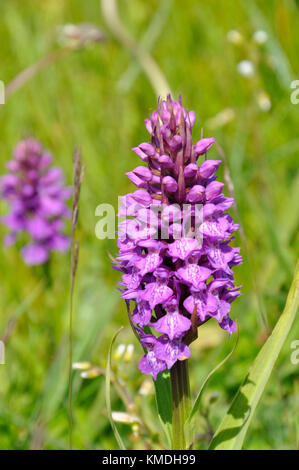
[237,60,255,78]
[253,30,268,45]
[257,91,271,112]
[124,344,134,362]
[80,367,104,379]
[113,343,126,361]
[227,30,243,45]
[111,412,140,425]
[138,379,154,396]
[57,23,105,48]
[72,361,92,370]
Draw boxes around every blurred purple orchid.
[0,138,71,265]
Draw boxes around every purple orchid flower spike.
[0,138,71,265]
[112,95,242,381]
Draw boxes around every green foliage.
[105,327,126,450]
[209,262,299,449]
[0,0,298,450]
[185,327,239,449]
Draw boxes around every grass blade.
[117,0,173,92]
[209,260,299,450]
[105,326,126,450]
[101,0,171,97]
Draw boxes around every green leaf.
[105,326,126,450]
[189,327,239,423]
[209,261,299,450]
[154,370,173,449]
[185,326,239,449]
[142,326,173,447]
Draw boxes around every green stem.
[170,360,191,450]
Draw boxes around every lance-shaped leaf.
[154,369,173,449]
[185,326,239,449]
[209,260,299,450]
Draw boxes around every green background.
[0,0,298,449]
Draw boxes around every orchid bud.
[162,176,178,193]
[194,137,215,157]
[198,159,221,179]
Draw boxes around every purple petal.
[154,338,191,369]
[132,300,152,327]
[152,312,191,340]
[207,243,234,271]
[41,168,63,186]
[205,181,224,202]
[167,238,200,260]
[219,315,237,336]
[131,190,152,206]
[139,143,156,156]
[187,111,196,127]
[126,171,147,188]
[194,138,215,156]
[26,217,53,241]
[48,233,69,252]
[198,160,221,179]
[141,282,173,309]
[183,292,218,320]
[3,233,16,246]
[158,154,174,168]
[40,197,66,217]
[162,176,178,193]
[177,264,212,288]
[200,217,229,240]
[139,352,166,380]
[1,213,26,231]
[186,185,205,203]
[184,163,198,179]
[136,251,162,276]
[21,243,49,265]
[132,166,152,181]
